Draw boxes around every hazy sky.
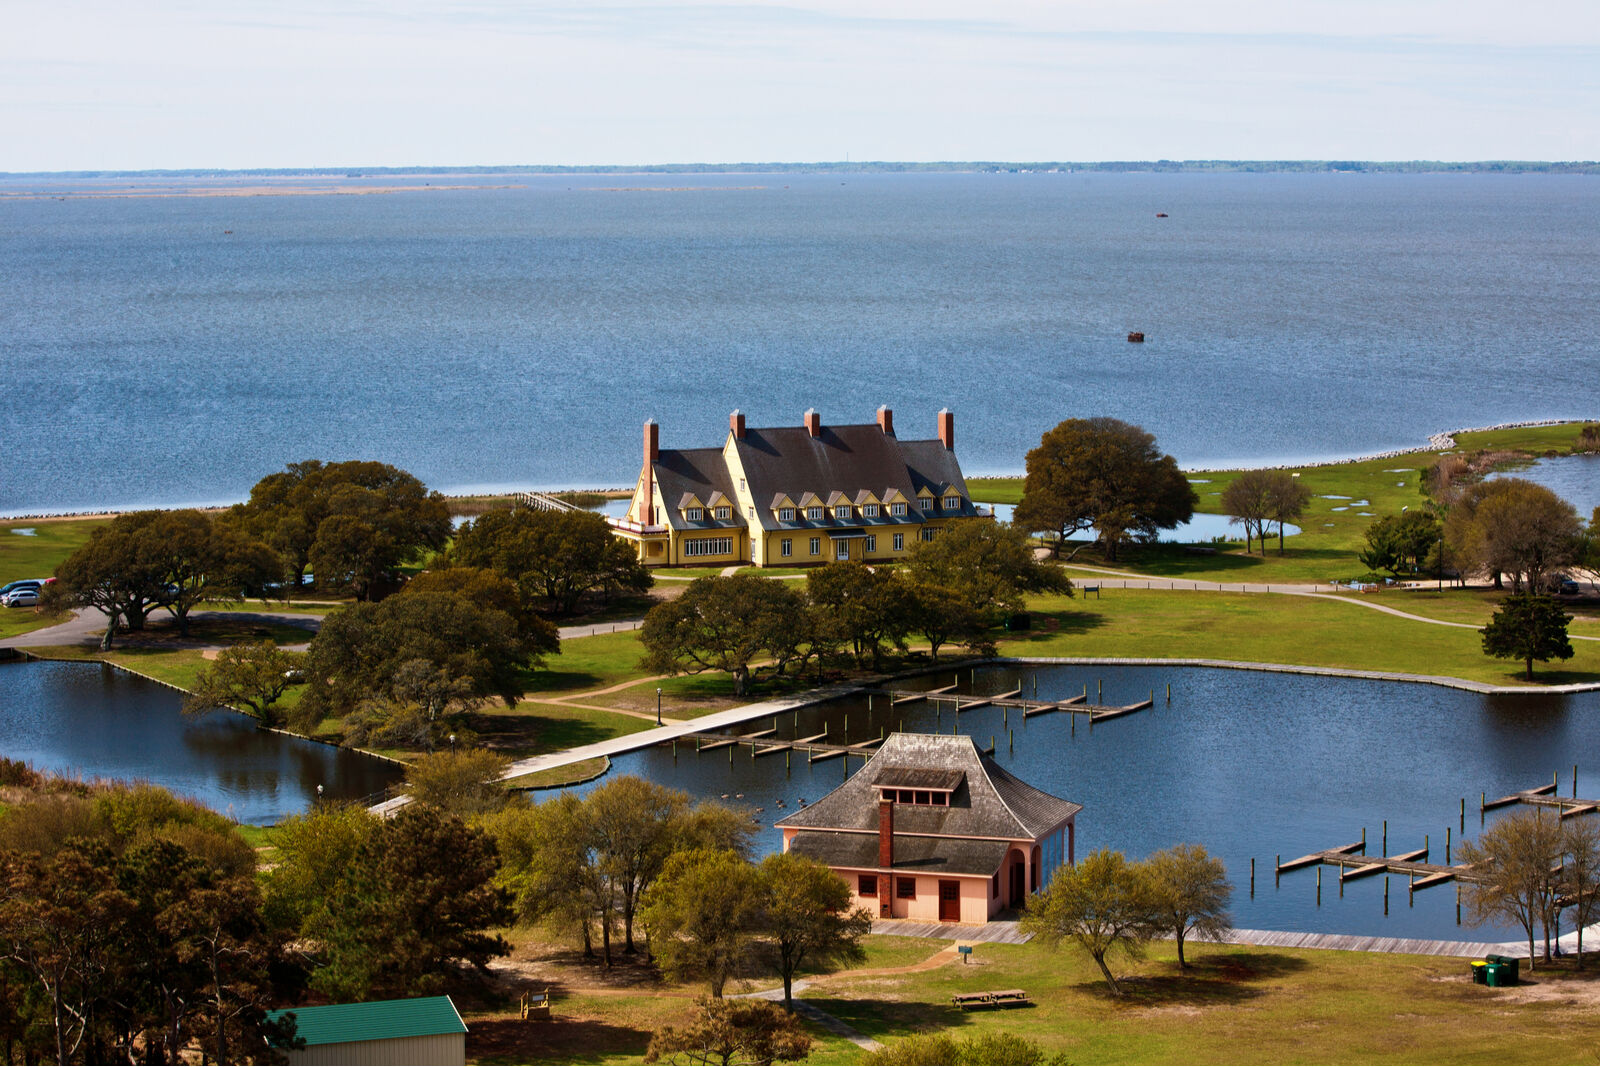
[6,1,1597,170]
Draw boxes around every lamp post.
[656,687,662,726]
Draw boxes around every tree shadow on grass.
[1009,611,1107,639]
[1085,951,1310,1009]
[465,708,636,753]
[468,1016,652,1067]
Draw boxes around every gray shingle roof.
[788,830,1012,877]
[651,448,742,532]
[775,733,1080,841]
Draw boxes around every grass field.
[968,421,1598,586]
[464,930,1600,1065]
[1004,589,1600,686]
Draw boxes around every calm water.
[0,660,403,824]
[4,172,1599,515]
[582,663,1600,941]
[1492,453,1600,519]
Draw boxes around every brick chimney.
[729,409,745,440]
[937,408,954,451]
[804,408,822,438]
[642,419,659,525]
[878,797,894,916]
[876,405,894,435]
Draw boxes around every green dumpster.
[1489,955,1519,984]
[1470,961,1488,985]
[1484,962,1506,988]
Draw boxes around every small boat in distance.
[1155,212,1169,218]
[1127,332,1146,343]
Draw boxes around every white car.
[1,588,40,607]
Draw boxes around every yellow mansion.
[610,407,990,568]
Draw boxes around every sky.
[4,1,1598,170]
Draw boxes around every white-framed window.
[686,507,703,521]
[739,478,746,491]
[807,506,823,520]
[714,506,730,519]
[944,496,960,510]
[893,532,904,551]
[865,534,877,552]
[748,506,754,517]
[778,507,796,522]
[921,527,936,542]
[836,505,852,519]
[781,538,793,557]
[863,504,879,517]
[683,537,733,557]
[809,537,821,555]
[890,502,907,516]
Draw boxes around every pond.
[1490,453,1600,518]
[583,663,1600,942]
[0,660,404,825]
[989,504,1298,543]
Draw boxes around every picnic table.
[950,989,1031,1009]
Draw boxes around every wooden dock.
[1277,841,1483,890]
[671,731,884,762]
[865,687,1153,722]
[1483,783,1600,820]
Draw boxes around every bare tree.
[1459,810,1564,968]
[1219,472,1272,554]
[1562,820,1600,968]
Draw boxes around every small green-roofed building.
[267,995,467,1066]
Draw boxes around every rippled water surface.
[4,172,1598,514]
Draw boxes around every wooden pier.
[672,731,885,762]
[865,687,1153,722]
[1482,783,1600,820]
[1277,841,1482,890]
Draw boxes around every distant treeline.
[6,160,1599,178]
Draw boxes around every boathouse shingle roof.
[786,830,1011,877]
[775,733,1080,841]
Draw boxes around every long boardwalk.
[1277,841,1478,892]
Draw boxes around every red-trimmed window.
[858,875,878,897]
[897,878,916,899]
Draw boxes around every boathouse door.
[1008,856,1026,907]
[938,880,960,922]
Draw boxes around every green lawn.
[805,936,1600,1064]
[0,518,107,583]
[466,702,655,760]
[1002,589,1600,686]
[0,607,71,639]
[505,755,611,790]
[971,422,1599,586]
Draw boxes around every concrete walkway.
[0,607,321,650]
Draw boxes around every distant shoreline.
[3,160,1598,180]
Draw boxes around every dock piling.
[1382,820,1387,856]
[1460,797,1465,832]
[1576,764,1581,798]
[1275,854,1280,888]
[1166,683,1171,704]
[1250,858,1255,897]
[1316,867,1321,906]
[1009,729,1014,752]
[1384,876,1389,915]
[1446,827,1451,864]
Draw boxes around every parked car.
[1,588,40,608]
[1558,579,1581,596]
[0,579,44,599]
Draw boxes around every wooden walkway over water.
[669,730,887,763]
[863,685,1155,723]
[1483,782,1600,820]
[1277,840,1481,891]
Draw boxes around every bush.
[0,756,41,788]
[863,1031,1060,1065]
[405,748,516,818]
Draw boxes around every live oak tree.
[1360,511,1442,577]
[903,520,1072,616]
[640,573,806,696]
[404,566,560,652]
[645,997,812,1066]
[1019,848,1156,996]
[1014,418,1196,561]
[1480,595,1573,681]
[225,459,452,599]
[451,506,651,616]
[1444,478,1581,591]
[760,852,872,1008]
[299,589,544,734]
[1142,844,1233,969]
[182,640,304,727]
[404,748,515,819]
[640,848,766,997]
[805,562,913,670]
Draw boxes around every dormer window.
[879,788,950,806]
[944,496,960,510]
[890,503,907,516]
[685,507,703,521]
[715,506,730,520]
[807,506,823,520]
[836,505,852,520]
[778,507,796,522]
[863,504,879,518]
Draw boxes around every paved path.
[556,618,644,639]
[998,655,1600,694]
[0,607,322,650]
[871,919,1033,944]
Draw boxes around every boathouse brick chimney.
[878,798,894,917]
[876,405,894,435]
[937,408,954,451]
[643,419,659,525]
[730,410,745,439]
[804,408,822,438]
